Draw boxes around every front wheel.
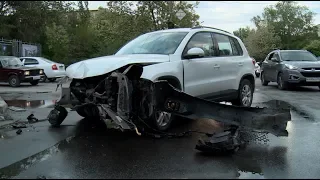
[76,104,101,119]
[231,79,253,107]
[277,73,288,90]
[30,80,39,86]
[151,111,174,131]
[261,72,269,86]
[8,75,21,87]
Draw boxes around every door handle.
[238,62,243,66]
[213,64,220,69]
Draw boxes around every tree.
[244,26,281,62]
[304,40,320,56]
[251,1,317,49]
[233,26,252,41]
[45,23,70,63]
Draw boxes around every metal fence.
[0,38,42,57]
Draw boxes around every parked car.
[57,26,256,131]
[260,49,320,90]
[251,57,260,77]
[19,57,66,82]
[0,56,44,87]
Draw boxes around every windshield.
[0,56,24,67]
[280,51,318,61]
[116,32,188,55]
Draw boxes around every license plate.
[306,78,320,82]
[33,76,41,80]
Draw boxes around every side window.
[184,32,216,58]
[230,37,243,56]
[24,58,39,65]
[214,33,233,56]
[229,37,239,56]
[274,53,280,61]
[0,61,2,68]
[268,53,275,61]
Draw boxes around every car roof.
[146,27,238,39]
[272,49,308,53]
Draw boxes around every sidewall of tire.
[8,75,20,87]
[233,79,253,107]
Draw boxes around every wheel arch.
[157,76,182,90]
[239,73,255,92]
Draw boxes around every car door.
[268,52,281,81]
[212,33,242,97]
[182,31,221,99]
[262,52,274,80]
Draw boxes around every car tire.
[48,78,56,82]
[30,80,39,86]
[231,79,253,107]
[41,74,47,82]
[277,73,288,90]
[8,75,21,87]
[255,72,260,78]
[261,72,269,86]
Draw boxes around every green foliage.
[233,26,252,41]
[0,1,200,63]
[304,40,320,56]
[244,26,281,62]
[251,1,318,50]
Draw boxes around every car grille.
[301,68,320,70]
[30,70,40,76]
[300,72,320,77]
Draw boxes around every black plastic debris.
[12,124,27,129]
[27,114,39,122]
[16,129,22,135]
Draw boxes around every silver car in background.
[20,57,66,82]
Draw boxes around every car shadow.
[267,83,319,92]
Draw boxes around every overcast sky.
[87,1,320,33]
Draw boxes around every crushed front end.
[50,65,291,153]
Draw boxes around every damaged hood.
[66,54,170,79]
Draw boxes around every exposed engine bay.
[49,64,291,153]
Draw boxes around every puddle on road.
[0,135,75,179]
[4,100,57,109]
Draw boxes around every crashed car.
[56,26,257,131]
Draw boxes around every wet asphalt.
[1,79,320,179]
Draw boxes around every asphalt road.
[1,79,320,179]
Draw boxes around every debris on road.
[50,65,291,154]
[27,114,39,123]
[36,175,47,179]
[12,123,27,129]
[8,106,26,112]
[16,129,22,135]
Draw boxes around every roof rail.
[191,26,231,34]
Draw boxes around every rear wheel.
[48,78,56,82]
[30,80,39,86]
[261,72,269,86]
[231,79,253,107]
[8,75,20,87]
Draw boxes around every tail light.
[52,64,58,70]
[251,58,256,65]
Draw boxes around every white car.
[58,26,255,131]
[19,57,66,82]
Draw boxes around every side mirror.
[184,47,205,59]
[271,57,279,62]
